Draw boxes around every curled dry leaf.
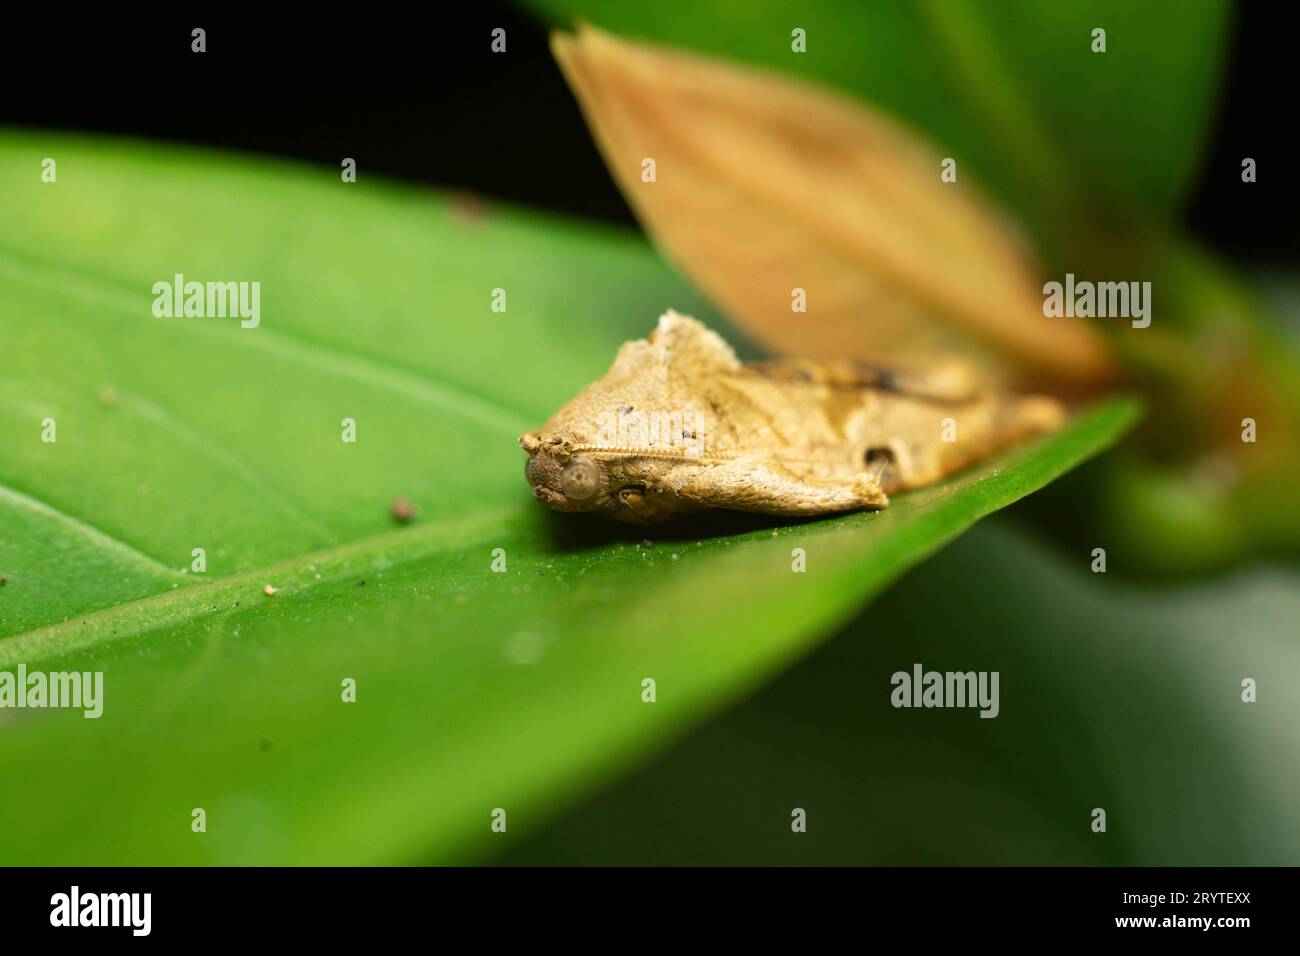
[551,25,1116,389]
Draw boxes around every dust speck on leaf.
[450,189,487,226]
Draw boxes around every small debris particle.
[771,531,779,537]
[391,496,417,523]
[450,189,487,225]
[357,580,366,587]
[263,584,279,596]
[671,554,679,560]
[98,387,118,406]
[259,739,272,753]
[0,575,7,586]
[642,538,655,549]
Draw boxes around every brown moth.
[521,311,1063,525]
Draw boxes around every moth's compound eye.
[560,456,599,500]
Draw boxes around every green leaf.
[496,520,1300,865]
[524,0,1231,244]
[0,131,722,634]
[0,131,1138,863]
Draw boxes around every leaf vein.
[0,481,184,580]
[0,246,534,437]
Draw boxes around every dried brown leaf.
[552,25,1116,387]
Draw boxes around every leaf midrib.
[0,504,526,664]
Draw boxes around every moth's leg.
[676,459,888,516]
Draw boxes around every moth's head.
[519,430,611,514]
[518,430,689,524]
[518,310,731,524]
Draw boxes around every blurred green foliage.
[499,520,1300,865]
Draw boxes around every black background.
[0,3,1294,263]
[0,866,1283,941]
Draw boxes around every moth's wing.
[746,356,1065,494]
[676,458,888,516]
[552,26,1116,389]
[865,388,1067,493]
[746,356,983,403]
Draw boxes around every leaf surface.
[0,132,1138,863]
[498,520,1300,865]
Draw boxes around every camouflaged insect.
[521,311,1064,525]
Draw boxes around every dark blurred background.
[0,3,1294,262]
